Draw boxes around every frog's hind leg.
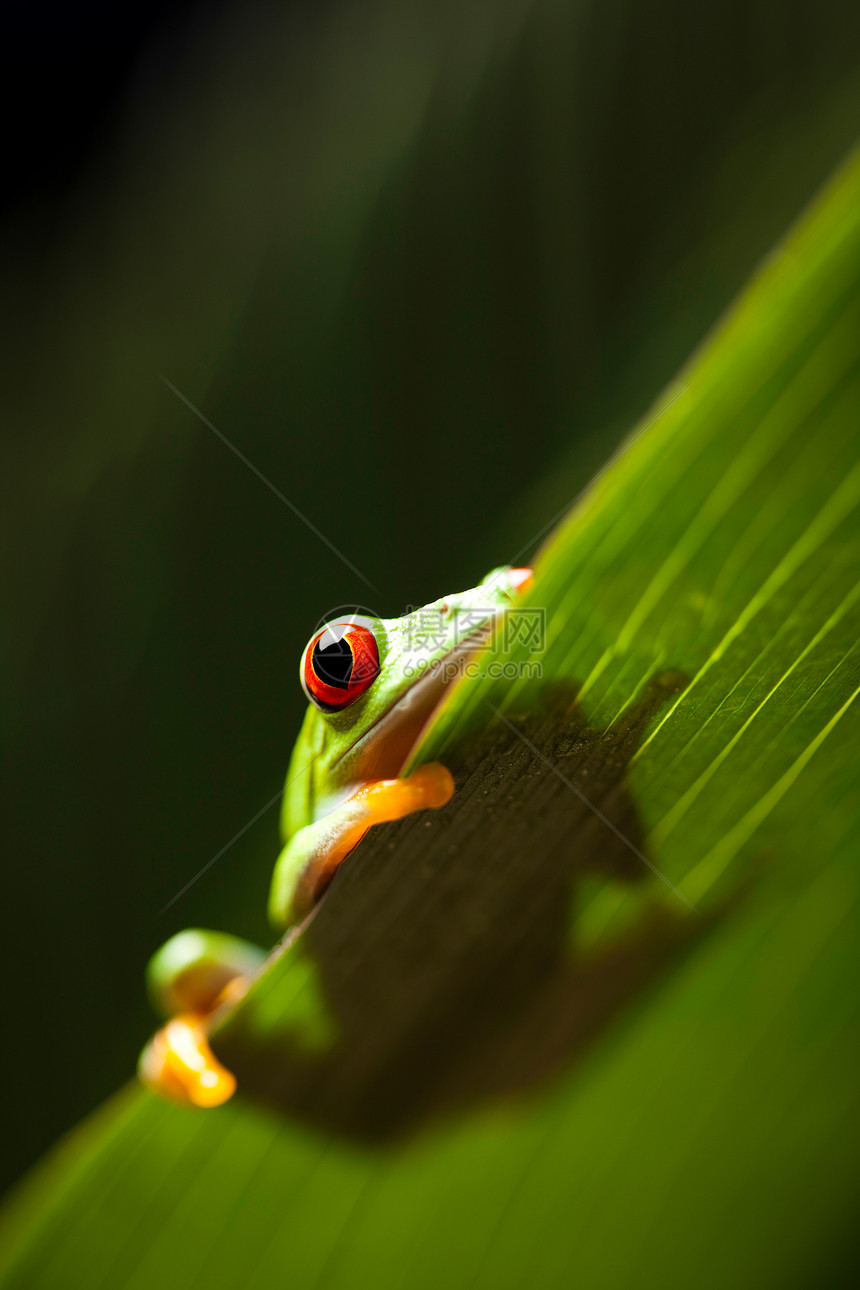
[139,930,266,1107]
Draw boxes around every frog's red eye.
[301,618,381,712]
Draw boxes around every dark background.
[3,0,860,1197]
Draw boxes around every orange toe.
[139,1014,236,1108]
[356,762,456,821]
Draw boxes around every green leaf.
[3,141,860,1290]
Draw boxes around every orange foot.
[139,1012,237,1108]
[295,762,455,910]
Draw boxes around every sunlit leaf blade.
[3,147,860,1290]
[421,138,860,913]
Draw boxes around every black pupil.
[312,636,353,689]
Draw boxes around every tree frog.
[139,565,533,1107]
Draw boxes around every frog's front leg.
[138,929,266,1107]
[268,762,455,928]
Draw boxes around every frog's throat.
[328,621,495,792]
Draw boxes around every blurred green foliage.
[2,0,860,1227]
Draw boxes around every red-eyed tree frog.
[139,565,533,1107]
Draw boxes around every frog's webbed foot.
[139,1014,237,1108]
[268,763,455,929]
[138,930,266,1108]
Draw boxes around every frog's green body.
[282,571,524,830]
[271,568,526,925]
[142,566,532,1105]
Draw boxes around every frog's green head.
[291,567,533,822]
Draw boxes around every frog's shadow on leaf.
[217,672,725,1142]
